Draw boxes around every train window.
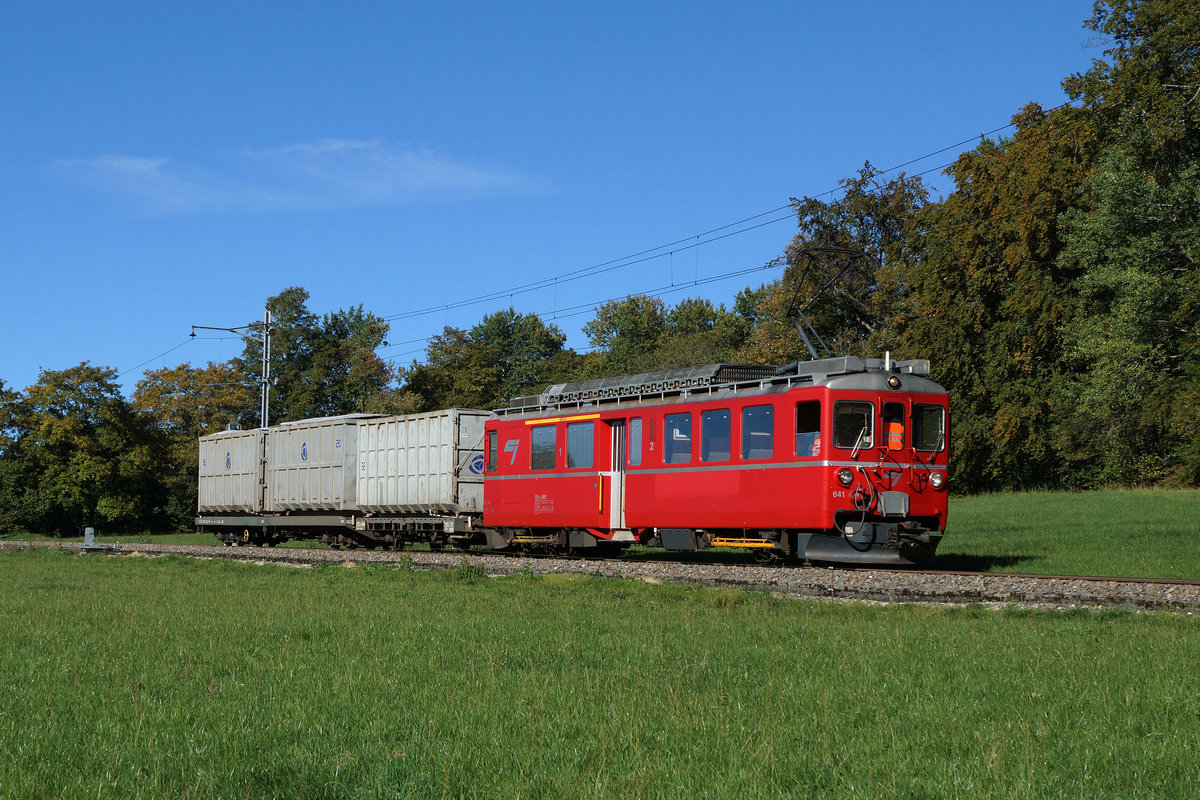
[913,404,945,452]
[628,417,642,466]
[883,402,905,451]
[487,430,497,472]
[664,413,692,464]
[566,421,594,468]
[701,409,731,462]
[794,401,820,457]
[742,405,774,459]
[833,401,874,449]
[531,425,556,470]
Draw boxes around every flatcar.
[195,355,948,565]
[482,355,947,565]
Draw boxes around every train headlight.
[886,375,901,389]
[929,471,946,489]
[837,468,854,486]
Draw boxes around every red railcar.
[481,357,948,565]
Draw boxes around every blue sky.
[1,1,1101,395]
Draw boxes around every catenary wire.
[147,99,1082,376]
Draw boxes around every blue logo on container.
[301,442,308,461]
[468,454,484,475]
[225,453,231,469]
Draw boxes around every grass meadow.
[938,488,1200,580]
[1,548,1198,799]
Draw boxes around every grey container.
[198,428,266,513]
[267,415,379,512]
[356,409,491,514]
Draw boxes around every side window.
[742,405,774,459]
[628,417,642,466]
[487,430,497,472]
[664,413,692,464]
[531,425,556,470]
[913,404,945,452]
[833,401,873,449]
[795,401,821,457]
[883,402,905,451]
[566,421,594,468]
[700,409,731,462]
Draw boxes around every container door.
[607,420,626,529]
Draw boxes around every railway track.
[4,539,1199,611]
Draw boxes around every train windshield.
[833,401,874,449]
[913,404,946,452]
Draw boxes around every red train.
[481,356,948,565]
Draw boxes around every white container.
[356,409,490,514]
[267,415,376,512]
[198,429,266,513]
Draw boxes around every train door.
[605,419,626,529]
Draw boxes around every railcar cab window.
[566,421,594,468]
[487,430,498,472]
[701,409,731,462]
[795,401,821,457]
[742,405,774,460]
[883,402,905,451]
[833,401,874,449]
[664,413,692,464]
[531,425,556,470]
[628,417,642,466]
[913,404,946,452]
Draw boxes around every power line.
[141,99,1084,378]
[380,100,1077,325]
[383,260,780,364]
[118,338,194,378]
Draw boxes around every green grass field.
[938,488,1200,580]
[9,488,1200,579]
[1,548,1198,799]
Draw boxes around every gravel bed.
[5,540,1199,612]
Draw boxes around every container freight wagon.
[196,409,491,549]
[198,428,267,513]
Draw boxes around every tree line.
[1,0,1196,535]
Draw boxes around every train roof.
[499,355,944,416]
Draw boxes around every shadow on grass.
[931,553,1042,572]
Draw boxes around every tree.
[236,287,402,422]
[1056,149,1199,484]
[0,379,25,535]
[737,166,929,365]
[1054,0,1200,484]
[308,305,400,416]
[468,308,568,403]
[582,295,669,375]
[132,361,250,528]
[401,309,568,411]
[1063,0,1200,177]
[898,103,1096,491]
[0,364,166,535]
[655,298,752,368]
